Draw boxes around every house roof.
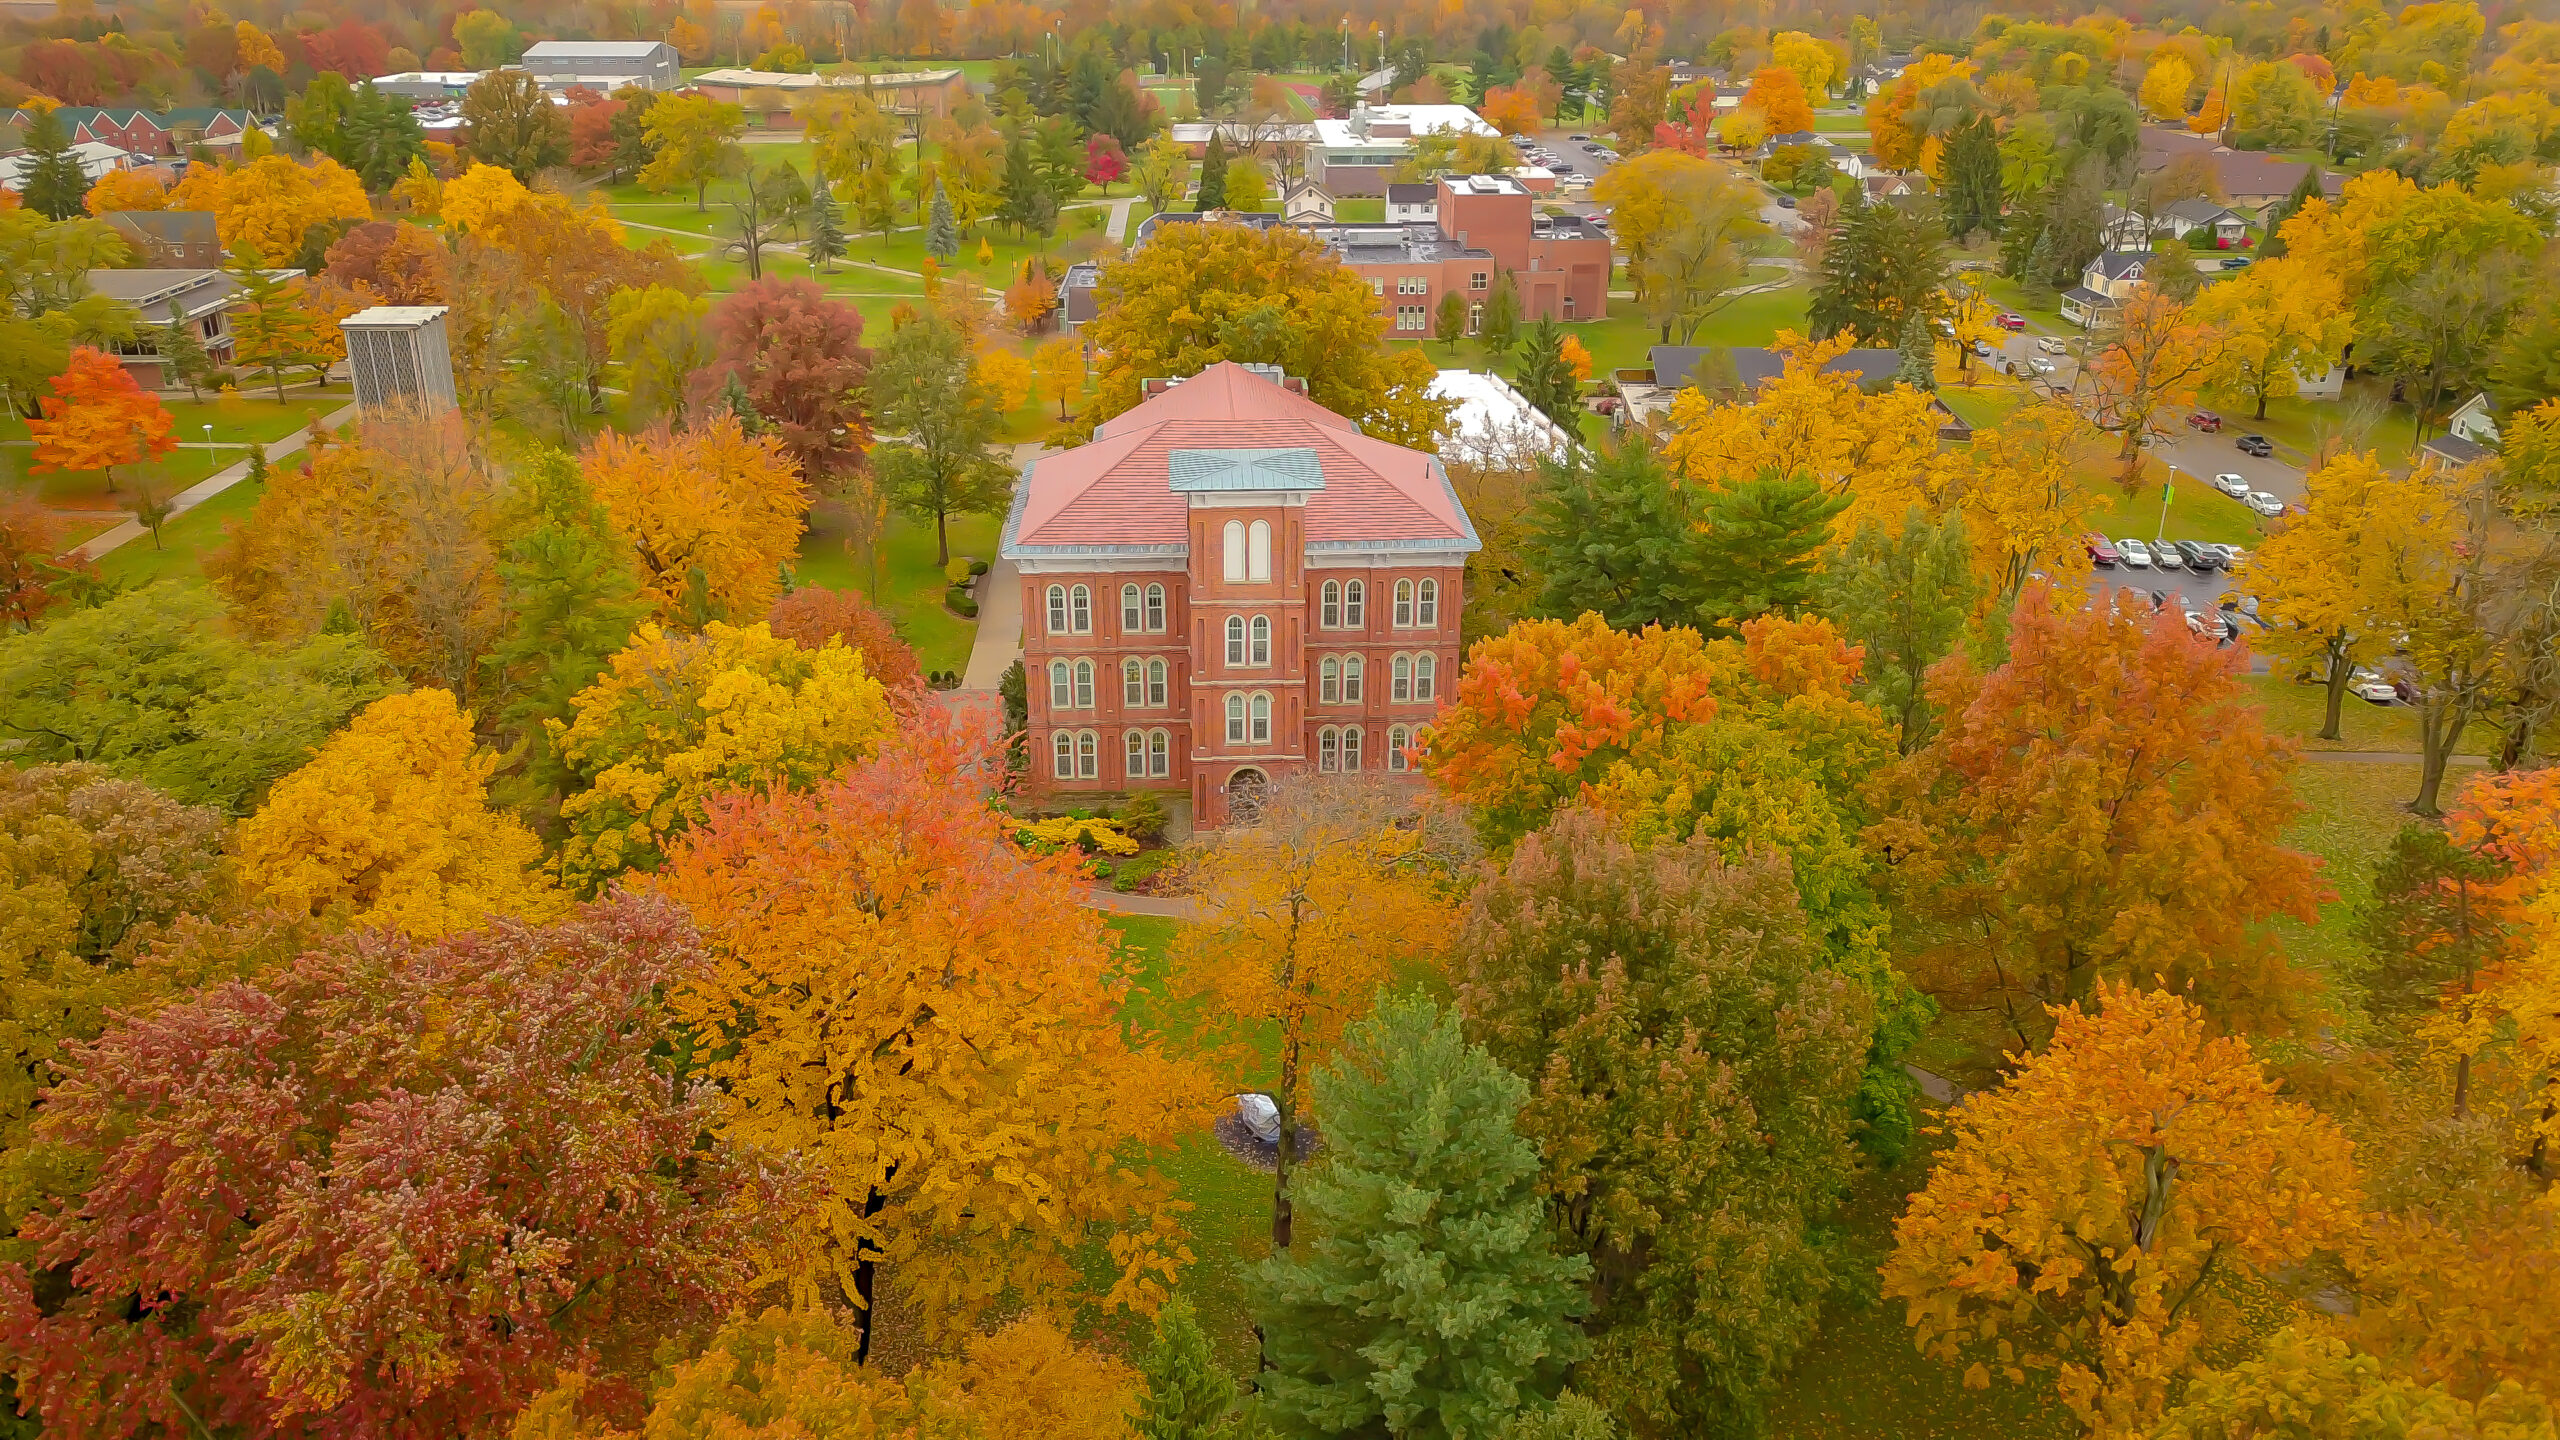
[2093,251,2150,281]
[1003,361,1477,559]
[1651,344,1901,393]
[2164,198,2240,224]
[2062,285,2112,307]
[104,210,216,244]
[80,267,275,320]
[2422,433,2491,466]
[1384,183,1437,204]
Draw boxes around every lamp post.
[2156,458,2177,549]
[202,423,214,480]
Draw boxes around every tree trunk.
[2413,695,2471,817]
[935,507,951,567]
[2319,638,2350,740]
[2453,1050,2471,1120]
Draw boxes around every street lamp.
[2156,458,2177,549]
[202,423,214,478]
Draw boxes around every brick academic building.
[1000,362,1478,827]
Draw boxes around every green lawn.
[2239,671,2489,756]
[2271,759,2429,1010]
[3,443,243,510]
[2086,463,2268,549]
[2199,376,2422,471]
[793,506,995,677]
[92,475,266,586]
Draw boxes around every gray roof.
[521,40,672,57]
[81,266,263,321]
[2062,285,2112,307]
[1385,183,1437,204]
[1167,447,1326,492]
[2093,251,2150,281]
[104,210,216,244]
[2422,432,2491,465]
[2164,198,2240,224]
[1652,344,1901,393]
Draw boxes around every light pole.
[202,423,214,479]
[2156,458,2177,549]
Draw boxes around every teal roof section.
[1166,447,1325,493]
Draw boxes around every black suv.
[2172,540,2220,571]
[2235,434,2274,457]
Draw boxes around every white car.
[2246,491,2286,517]
[2116,537,2154,568]
[2029,357,2058,375]
[2353,679,2400,705]
[2212,473,2252,497]
[2036,337,2069,355]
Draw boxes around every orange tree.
[2085,285,2228,485]
[579,413,808,622]
[649,721,1211,1350]
[1740,64,1816,133]
[1883,984,2362,1438]
[1867,586,2328,1053]
[1078,220,1450,449]
[26,346,175,495]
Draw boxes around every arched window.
[1249,615,1270,666]
[1048,660,1072,708]
[1144,583,1166,631]
[1222,520,1246,582]
[1344,579,1366,627]
[1077,730,1099,779]
[1320,656,1341,704]
[1415,652,1436,701]
[1247,519,1272,581]
[1393,578,1415,628]
[1073,659,1095,708]
[1148,729,1170,777]
[1146,657,1168,706]
[1318,726,1339,773]
[1046,585,1068,634]
[1343,654,1364,701]
[1225,692,1247,743]
[1125,729,1147,778]
[1053,731,1076,778]
[1320,579,1341,628]
[1123,658,1144,706]
[1249,692,1271,743]
[1417,578,1438,627]
[1069,585,1091,633]
[1392,653,1413,702]
[1340,725,1362,772]
[1225,615,1246,665]
[1388,724,1411,772]
[1121,584,1142,631]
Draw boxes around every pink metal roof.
[1015,363,1470,550]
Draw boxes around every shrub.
[765,585,923,688]
[1015,814,1141,857]
[947,585,979,617]
[1111,848,1178,893]
[1116,791,1169,846]
[968,558,991,576]
[945,557,977,585]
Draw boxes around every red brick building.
[1003,362,1477,827]
[5,108,254,157]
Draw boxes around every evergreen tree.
[1690,468,1852,629]
[1195,133,1230,210]
[1817,506,1977,750]
[924,177,960,259]
[2025,225,2059,289]
[805,179,847,273]
[1894,309,1937,391]
[715,371,769,436]
[1511,316,1579,429]
[1136,1296,1239,1440]
[1942,113,2003,244]
[19,108,91,219]
[1808,195,1951,346]
[997,129,1045,236]
[1434,290,1468,352]
[344,82,428,191]
[2037,154,2110,288]
[1479,269,1522,358]
[1999,202,2046,282]
[2355,825,2513,1118]
[158,306,214,402]
[2257,163,2323,259]
[1250,994,1590,1440]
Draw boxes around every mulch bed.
[1212,1110,1324,1173]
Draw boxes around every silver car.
[2116,537,2154,569]
[2212,473,2251,497]
[2246,491,2285,517]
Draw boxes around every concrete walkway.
[72,400,358,561]
[959,444,1054,692]
[2298,750,2486,765]
[1082,887,1200,920]
[1104,196,1137,243]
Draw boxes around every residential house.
[104,210,221,267]
[2158,198,2250,246]
[2136,126,2342,211]
[1002,360,1478,827]
[1383,182,1438,222]
[2062,251,2151,327]
[517,39,681,90]
[1281,178,1335,223]
[1138,174,1613,330]
[2422,392,2502,467]
[4,107,254,159]
[1755,131,1867,179]
[1863,172,1919,202]
[2099,203,2152,249]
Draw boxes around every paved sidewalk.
[960,445,1055,692]
[72,401,358,561]
[1104,196,1137,243]
[1082,887,1200,920]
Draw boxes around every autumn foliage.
[27,345,176,489]
[764,584,922,688]
[579,414,809,622]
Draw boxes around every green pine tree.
[997,128,1044,236]
[1809,194,1951,346]
[1691,467,1851,630]
[1136,1296,1239,1440]
[925,176,960,259]
[1195,132,1229,210]
[2257,163,2324,259]
[1894,309,1937,392]
[1479,269,1522,358]
[805,179,848,273]
[1941,113,2004,245]
[20,108,92,220]
[1511,316,1579,429]
[715,371,769,436]
[1250,994,1590,1440]
[158,307,214,402]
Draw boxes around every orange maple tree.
[27,346,176,495]
[1741,64,1816,135]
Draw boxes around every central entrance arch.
[1226,767,1270,825]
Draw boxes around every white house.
[0,139,136,191]
[1384,182,1438,223]
[1281,178,1335,223]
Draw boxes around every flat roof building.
[518,39,680,89]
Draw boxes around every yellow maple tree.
[233,20,285,73]
[1660,330,1947,539]
[1883,983,2363,1438]
[579,413,808,622]
[80,168,165,216]
[649,723,1208,1337]
[165,154,370,265]
[1947,399,2105,607]
[2139,52,2196,120]
[549,620,892,889]
[2189,256,2355,422]
[234,689,559,937]
[2236,451,2393,741]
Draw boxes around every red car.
[2186,410,2224,432]
[2085,533,2121,567]
[1995,312,2027,331]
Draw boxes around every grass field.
[2086,462,2268,549]
[2,389,348,510]
[793,506,997,677]
[93,476,265,586]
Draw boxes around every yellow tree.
[1173,772,1471,1248]
[234,689,560,937]
[1661,331,1947,538]
[1884,984,2362,1438]
[579,413,808,622]
[164,155,370,265]
[1943,283,2007,387]
[1771,30,1839,97]
[2139,52,2196,120]
[2237,451,2393,739]
[2190,256,2354,421]
[649,725,1208,1344]
[1031,335,1084,419]
[2084,286,2228,484]
[549,620,892,889]
[639,93,745,211]
[2362,459,2501,815]
[1949,400,2106,607]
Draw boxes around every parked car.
[2037,337,2069,355]
[2086,533,2121,567]
[2117,537,2155,569]
[2211,472,2252,497]
[2173,540,2219,571]
[2236,433,2275,456]
[2153,540,2186,570]
[2216,545,2248,568]
[2222,256,2253,270]
[1569,133,1588,140]
[2030,357,2058,375]
[2245,491,2286,517]
[1996,312,2027,331]
[1777,195,1797,208]
[2353,677,2400,704]
[2186,410,2224,432]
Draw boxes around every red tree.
[0,499,75,633]
[1084,133,1127,192]
[323,219,451,304]
[766,584,923,688]
[296,21,388,80]
[690,274,875,484]
[0,896,795,1439]
[567,88,627,172]
[28,346,177,495]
